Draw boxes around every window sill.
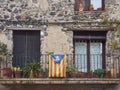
[0,78,120,85]
[73,11,106,21]
[74,11,105,14]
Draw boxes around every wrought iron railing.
[0,54,120,78]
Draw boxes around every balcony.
[0,54,120,85]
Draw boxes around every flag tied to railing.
[49,54,66,78]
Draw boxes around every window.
[74,0,105,11]
[73,31,107,72]
[91,0,102,10]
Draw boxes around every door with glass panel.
[75,41,103,72]
[90,42,102,71]
[75,41,87,72]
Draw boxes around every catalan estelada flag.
[49,54,66,78]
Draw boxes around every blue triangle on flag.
[51,54,64,63]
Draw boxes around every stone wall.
[0,0,120,66]
[106,0,120,19]
[0,84,119,90]
[0,0,120,65]
[0,0,120,74]
[105,0,120,74]
[0,0,120,90]
[41,25,73,54]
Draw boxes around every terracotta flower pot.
[29,70,36,78]
[2,68,12,79]
[87,73,92,78]
[95,74,100,78]
[89,5,94,11]
[14,71,22,78]
[38,73,44,78]
[97,8,102,11]
[105,71,111,78]
[89,7,94,11]
[80,73,87,78]
[72,72,78,78]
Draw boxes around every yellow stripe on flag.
[49,55,66,78]
[60,58,63,77]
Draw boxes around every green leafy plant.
[0,41,8,55]
[70,65,78,73]
[23,62,41,78]
[94,69,104,78]
[69,65,79,78]
[43,68,49,77]
[0,41,11,68]
[37,67,44,73]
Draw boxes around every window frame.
[74,0,105,11]
[73,31,107,72]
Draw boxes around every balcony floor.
[0,78,120,85]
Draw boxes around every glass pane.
[90,42,102,71]
[91,0,102,10]
[75,41,87,72]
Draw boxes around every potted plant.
[94,69,105,78]
[23,62,41,78]
[79,3,84,11]
[0,42,12,79]
[37,68,44,78]
[105,70,111,78]
[117,73,120,78]
[89,4,94,11]
[43,68,49,78]
[79,71,88,78]
[66,66,72,78]
[2,67,12,79]
[13,67,22,78]
[0,41,8,56]
[70,65,78,78]
[87,70,93,78]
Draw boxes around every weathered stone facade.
[0,0,120,54]
[0,0,120,90]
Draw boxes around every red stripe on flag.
[50,56,52,77]
[54,61,56,77]
[58,63,60,77]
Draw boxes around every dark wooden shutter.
[13,31,26,68]
[27,31,40,63]
[13,30,40,68]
